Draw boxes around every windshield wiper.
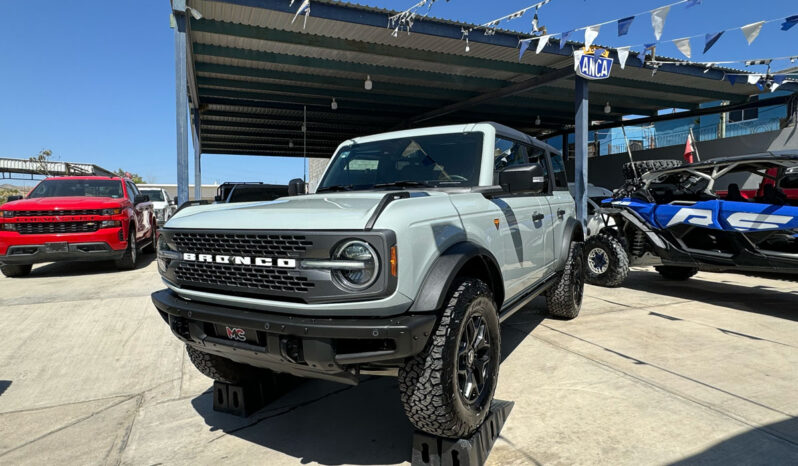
[316,184,356,193]
[373,180,432,189]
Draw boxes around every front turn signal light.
[390,246,397,277]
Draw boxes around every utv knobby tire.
[622,159,683,181]
[546,242,585,319]
[115,229,138,270]
[1,264,32,278]
[399,278,500,439]
[186,345,261,384]
[655,266,698,281]
[584,234,629,288]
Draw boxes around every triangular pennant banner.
[703,31,723,54]
[726,74,737,86]
[673,37,691,59]
[616,46,631,69]
[560,30,573,49]
[584,25,600,48]
[741,21,765,45]
[773,75,787,85]
[781,15,798,31]
[770,82,780,92]
[292,0,310,27]
[519,40,530,61]
[536,35,551,54]
[747,74,761,85]
[617,16,634,36]
[651,6,670,41]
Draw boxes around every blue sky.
[0,0,795,186]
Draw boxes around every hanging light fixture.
[289,139,295,148]
[604,102,611,114]
[364,75,373,90]
[535,115,541,125]
[331,98,338,110]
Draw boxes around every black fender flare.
[409,242,504,313]
[555,218,585,272]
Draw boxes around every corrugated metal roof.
[183,0,768,158]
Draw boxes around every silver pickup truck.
[152,122,585,438]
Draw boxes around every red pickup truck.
[0,176,156,277]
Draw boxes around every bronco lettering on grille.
[181,253,296,268]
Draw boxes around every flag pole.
[620,125,639,179]
[689,127,700,162]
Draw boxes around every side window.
[549,153,569,190]
[493,137,528,184]
[126,182,139,200]
[527,145,550,193]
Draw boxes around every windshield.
[228,187,283,203]
[140,189,165,201]
[28,179,124,199]
[317,132,484,191]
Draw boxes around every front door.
[492,137,553,300]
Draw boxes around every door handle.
[532,212,545,222]
[557,209,566,219]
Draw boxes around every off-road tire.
[584,234,629,287]
[622,159,683,181]
[186,345,261,384]
[115,228,138,270]
[399,278,500,438]
[655,266,698,281]
[1,264,32,278]
[546,242,585,319]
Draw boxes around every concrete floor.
[0,255,796,465]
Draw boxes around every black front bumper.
[152,289,436,385]
[0,242,125,265]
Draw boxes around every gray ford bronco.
[152,122,585,438]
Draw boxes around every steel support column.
[574,76,589,226]
[192,107,202,200]
[173,1,189,206]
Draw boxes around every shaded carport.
[170,0,790,221]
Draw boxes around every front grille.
[172,232,313,257]
[175,262,314,294]
[13,209,104,217]
[16,222,100,235]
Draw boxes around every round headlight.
[332,240,379,290]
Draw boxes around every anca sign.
[574,50,613,80]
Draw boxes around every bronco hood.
[1,196,126,212]
[165,191,444,230]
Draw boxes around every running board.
[497,273,559,323]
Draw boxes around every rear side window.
[780,174,798,189]
[549,153,569,190]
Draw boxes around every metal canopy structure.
[0,157,115,181]
[170,0,788,217]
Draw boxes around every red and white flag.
[683,133,696,164]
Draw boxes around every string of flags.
[608,14,798,64]
[517,0,797,73]
[519,0,700,61]
[388,0,439,37]
[480,0,555,36]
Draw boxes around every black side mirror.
[499,163,547,194]
[134,194,150,204]
[288,178,306,196]
[214,194,223,202]
[6,195,23,202]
